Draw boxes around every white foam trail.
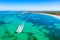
[39,13,60,19]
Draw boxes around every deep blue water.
[0,12,60,40]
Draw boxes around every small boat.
[15,23,24,33]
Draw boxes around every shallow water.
[0,12,60,40]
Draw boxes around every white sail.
[16,22,24,33]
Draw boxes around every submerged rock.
[0,21,6,26]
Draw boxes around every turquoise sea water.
[0,12,60,40]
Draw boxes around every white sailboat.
[16,11,25,33]
[16,22,24,33]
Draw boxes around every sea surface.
[0,11,60,40]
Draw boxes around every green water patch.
[0,13,60,40]
[0,21,49,40]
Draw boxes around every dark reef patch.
[0,21,6,26]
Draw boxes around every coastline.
[38,13,60,19]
